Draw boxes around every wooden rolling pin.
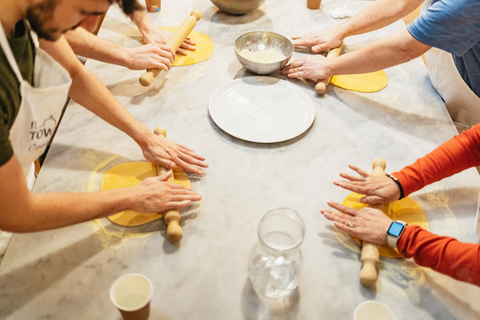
[314,41,343,95]
[139,10,202,87]
[154,127,183,242]
[359,158,386,287]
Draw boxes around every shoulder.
[408,0,480,55]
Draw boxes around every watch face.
[388,222,405,237]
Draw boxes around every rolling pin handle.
[315,42,343,95]
[359,260,378,287]
[315,80,328,95]
[154,127,167,137]
[153,126,183,243]
[164,212,183,243]
[359,242,379,287]
[139,68,160,87]
[372,158,387,173]
[191,10,202,20]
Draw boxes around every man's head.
[26,0,142,41]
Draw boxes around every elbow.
[0,205,38,233]
[400,46,420,64]
[394,30,429,65]
[0,218,33,233]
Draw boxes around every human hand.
[132,8,196,55]
[321,201,392,245]
[282,55,329,80]
[333,164,400,204]
[141,133,208,175]
[143,28,196,56]
[125,43,174,70]
[131,172,202,212]
[291,29,343,53]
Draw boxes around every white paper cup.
[110,273,154,320]
[354,301,396,320]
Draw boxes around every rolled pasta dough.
[330,70,388,93]
[342,192,429,258]
[101,162,191,226]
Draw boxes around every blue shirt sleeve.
[407,0,480,57]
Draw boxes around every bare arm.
[321,204,480,286]
[327,30,430,75]
[336,0,424,38]
[284,29,431,80]
[0,154,200,232]
[40,35,207,173]
[64,27,174,70]
[293,0,424,52]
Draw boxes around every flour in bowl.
[239,48,286,63]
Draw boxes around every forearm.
[326,30,429,76]
[10,190,135,232]
[395,124,480,196]
[131,8,155,36]
[40,36,153,148]
[68,65,154,146]
[0,156,136,232]
[335,0,423,38]
[398,225,480,286]
[64,27,131,67]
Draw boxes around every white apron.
[0,21,71,263]
[421,0,480,128]
[0,21,72,183]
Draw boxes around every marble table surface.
[1,0,480,319]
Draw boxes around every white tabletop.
[1,1,480,319]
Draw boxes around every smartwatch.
[387,220,407,249]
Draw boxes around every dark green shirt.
[0,20,35,166]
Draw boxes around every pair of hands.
[131,132,207,213]
[321,164,401,245]
[284,30,402,244]
[125,25,196,70]
[281,30,342,80]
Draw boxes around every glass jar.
[248,207,305,298]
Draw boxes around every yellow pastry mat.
[342,192,429,258]
[331,70,388,93]
[135,27,214,66]
[101,162,191,226]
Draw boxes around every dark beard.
[26,0,61,41]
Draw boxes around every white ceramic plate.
[209,77,315,143]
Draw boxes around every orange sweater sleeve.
[397,225,480,286]
[393,124,480,197]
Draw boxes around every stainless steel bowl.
[234,31,294,75]
[210,0,265,15]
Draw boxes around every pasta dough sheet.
[101,162,191,226]
[330,70,388,93]
[342,193,429,258]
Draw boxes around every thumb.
[157,170,172,181]
[155,157,176,171]
[312,44,328,53]
[359,196,387,205]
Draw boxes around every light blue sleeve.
[407,0,480,57]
